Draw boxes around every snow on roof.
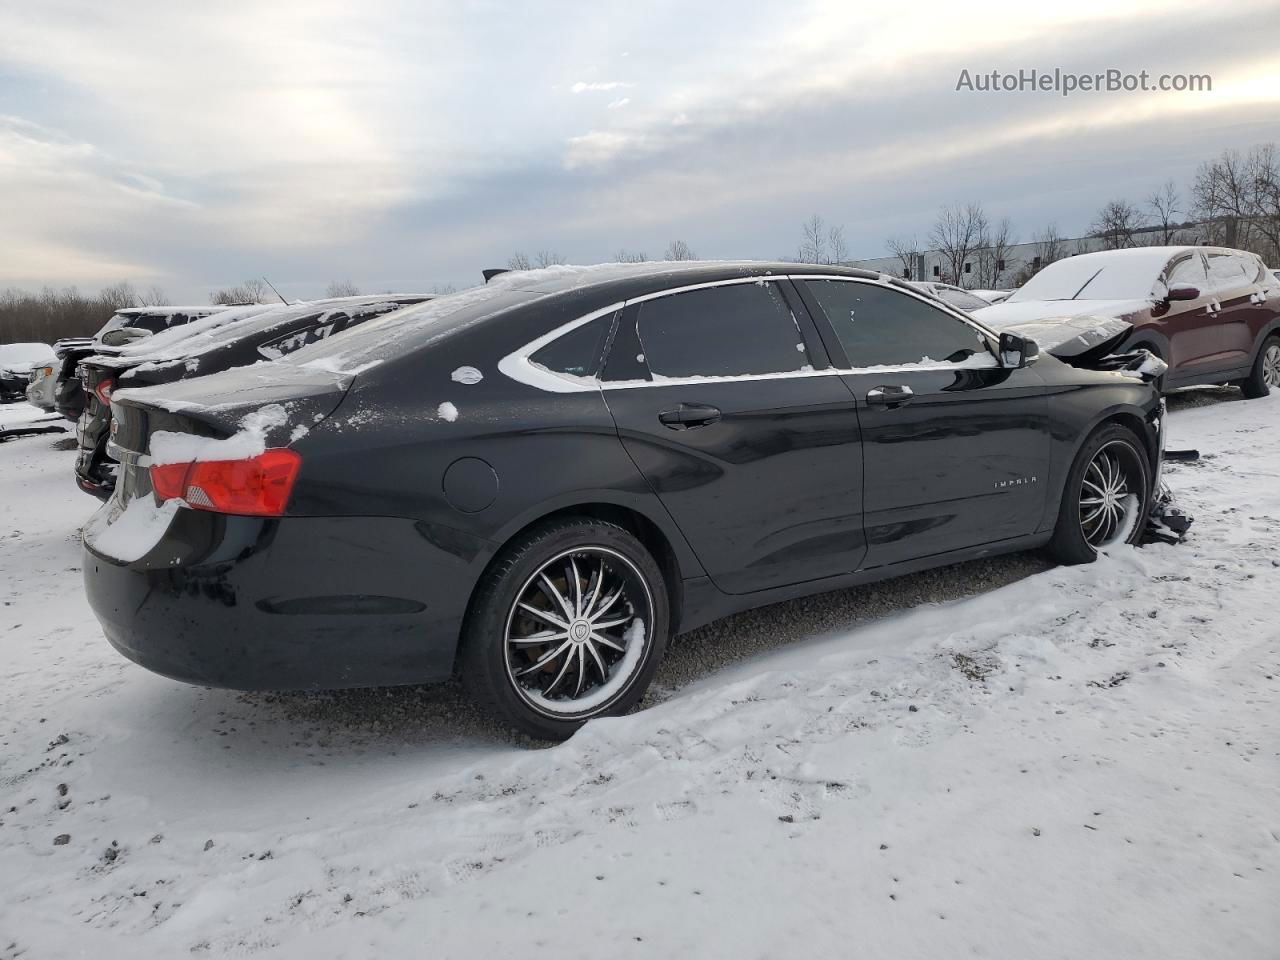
[0,342,56,369]
[113,306,230,315]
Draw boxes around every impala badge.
[994,475,1037,489]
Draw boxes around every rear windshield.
[284,285,539,374]
[97,311,205,337]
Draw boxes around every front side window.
[803,280,990,368]
[1166,254,1207,291]
[635,282,811,379]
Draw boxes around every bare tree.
[99,281,141,310]
[210,278,271,305]
[828,224,849,264]
[534,250,566,269]
[886,236,921,279]
[507,252,533,271]
[663,239,697,261]
[974,216,1017,289]
[431,283,457,295]
[929,203,986,287]
[1090,199,1145,249]
[0,283,148,342]
[1145,181,1183,245]
[1193,143,1280,261]
[325,280,361,298]
[797,214,828,264]
[613,249,648,263]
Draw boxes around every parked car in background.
[26,361,59,411]
[907,281,996,311]
[53,306,232,421]
[74,295,430,497]
[974,246,1280,397]
[85,262,1167,740]
[972,288,1013,304]
[0,342,56,403]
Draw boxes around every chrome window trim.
[498,273,1003,393]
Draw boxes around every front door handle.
[866,385,914,408]
[658,402,722,430]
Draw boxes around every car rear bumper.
[84,507,492,690]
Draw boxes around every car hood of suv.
[973,297,1152,327]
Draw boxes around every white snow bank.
[4,391,1279,959]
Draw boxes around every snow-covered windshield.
[1009,250,1173,302]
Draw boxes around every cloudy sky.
[1,0,1278,302]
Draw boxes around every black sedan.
[84,263,1166,739]
[73,295,429,497]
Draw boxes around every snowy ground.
[1,390,1278,959]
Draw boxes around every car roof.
[280,261,894,377]
[494,260,879,301]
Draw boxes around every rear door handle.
[658,402,722,430]
[866,385,913,408]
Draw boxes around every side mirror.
[99,326,150,347]
[998,332,1038,368]
[1166,283,1200,302]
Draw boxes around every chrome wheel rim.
[1079,441,1144,550]
[1263,344,1280,388]
[503,546,652,718]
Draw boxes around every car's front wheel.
[1240,335,1280,399]
[460,517,670,740]
[1047,423,1151,565]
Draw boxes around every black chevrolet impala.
[84,262,1166,738]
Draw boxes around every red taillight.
[94,377,114,406]
[148,449,301,517]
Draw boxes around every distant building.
[843,223,1211,290]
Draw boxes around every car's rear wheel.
[1240,336,1280,399]
[460,517,669,740]
[1047,423,1151,565]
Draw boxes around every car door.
[600,278,866,595]
[1203,250,1264,371]
[794,277,1051,570]
[1155,252,1224,378]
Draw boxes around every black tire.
[1240,335,1280,400]
[1047,423,1152,565]
[459,516,670,740]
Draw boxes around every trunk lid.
[107,364,353,511]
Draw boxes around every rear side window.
[803,280,989,367]
[1204,252,1251,292]
[635,282,811,378]
[531,314,614,379]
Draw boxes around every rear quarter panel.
[287,318,704,583]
